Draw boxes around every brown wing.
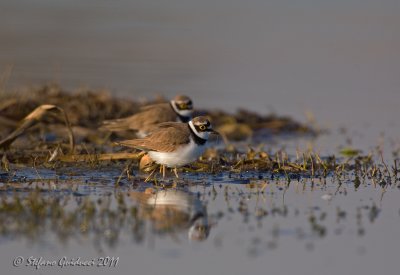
[117,122,190,152]
[138,102,168,112]
[101,103,176,132]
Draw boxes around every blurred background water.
[0,1,400,274]
[0,0,399,130]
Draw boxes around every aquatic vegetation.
[0,84,314,160]
[4,85,395,186]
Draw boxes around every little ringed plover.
[102,95,193,137]
[117,116,216,180]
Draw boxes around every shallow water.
[0,156,399,275]
[1,124,397,275]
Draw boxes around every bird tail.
[114,139,148,150]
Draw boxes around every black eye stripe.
[177,101,192,107]
[195,124,207,131]
[176,102,188,110]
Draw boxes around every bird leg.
[144,167,157,182]
[173,167,179,178]
[162,165,166,178]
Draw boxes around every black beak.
[207,129,219,135]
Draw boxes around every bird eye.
[179,103,187,109]
[199,125,206,131]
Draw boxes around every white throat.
[170,100,192,119]
[188,120,210,140]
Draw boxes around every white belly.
[148,139,205,167]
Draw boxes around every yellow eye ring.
[199,125,206,131]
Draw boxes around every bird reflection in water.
[129,188,211,241]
